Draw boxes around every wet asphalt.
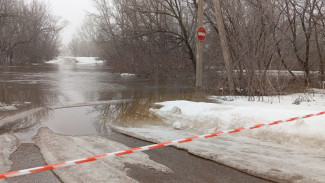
[6,132,276,183]
[7,143,62,183]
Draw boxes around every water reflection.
[91,90,211,135]
[0,63,214,139]
[0,90,210,139]
[0,65,59,118]
[0,108,50,134]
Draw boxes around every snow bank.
[46,57,61,64]
[120,73,136,77]
[46,57,103,65]
[0,134,19,183]
[0,105,17,111]
[33,128,171,183]
[151,94,325,148]
[0,102,31,112]
[112,93,325,182]
[75,57,104,64]
[0,102,32,114]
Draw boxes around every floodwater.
[0,62,211,141]
[1,62,276,183]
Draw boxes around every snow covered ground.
[33,128,172,183]
[0,104,17,112]
[0,102,31,112]
[1,91,325,182]
[74,57,104,64]
[0,134,19,183]
[46,57,104,65]
[120,73,136,77]
[112,92,325,182]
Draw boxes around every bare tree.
[84,0,325,94]
[313,0,325,81]
[283,0,318,87]
[0,0,65,64]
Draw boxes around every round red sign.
[197,27,206,41]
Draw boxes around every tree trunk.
[315,31,325,81]
[213,0,235,93]
[304,37,311,88]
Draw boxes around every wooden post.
[213,0,235,93]
[196,0,204,88]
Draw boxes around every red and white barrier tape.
[1,111,325,179]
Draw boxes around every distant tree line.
[0,0,64,65]
[68,23,100,57]
[78,0,325,94]
[81,0,198,77]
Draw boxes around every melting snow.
[75,57,104,64]
[33,128,172,183]
[46,57,103,65]
[0,134,19,183]
[112,92,325,182]
[120,73,136,77]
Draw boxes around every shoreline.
[0,100,132,128]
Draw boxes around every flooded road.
[0,61,276,183]
[0,62,208,140]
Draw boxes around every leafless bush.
[80,0,325,94]
[292,94,313,105]
[0,0,65,65]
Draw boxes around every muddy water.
[0,62,211,141]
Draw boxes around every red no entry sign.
[197,27,206,41]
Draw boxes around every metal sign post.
[196,0,204,88]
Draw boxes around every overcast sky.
[42,0,93,45]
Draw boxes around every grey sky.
[42,0,93,45]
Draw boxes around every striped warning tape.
[1,111,325,179]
